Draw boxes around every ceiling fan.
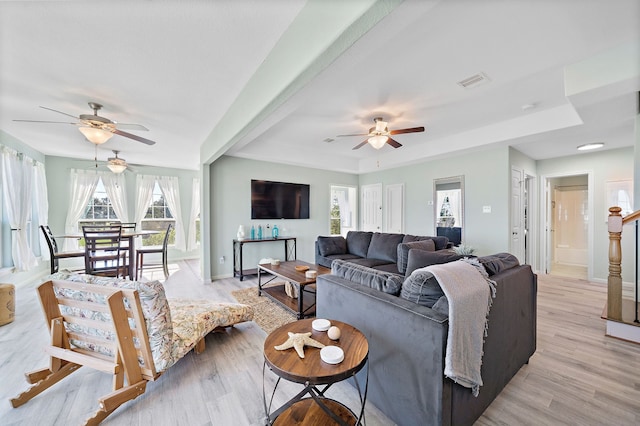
[334,117,425,150]
[106,150,131,174]
[14,102,156,145]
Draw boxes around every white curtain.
[64,169,99,251]
[134,174,156,226]
[187,178,200,251]
[33,161,49,259]
[1,147,38,271]
[101,171,129,222]
[158,176,186,251]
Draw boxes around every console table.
[233,237,296,281]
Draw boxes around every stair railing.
[607,206,640,322]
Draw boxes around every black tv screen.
[251,180,310,219]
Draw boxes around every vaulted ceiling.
[1,0,638,174]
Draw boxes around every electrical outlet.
[219,256,225,264]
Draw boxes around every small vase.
[237,225,246,240]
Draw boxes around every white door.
[385,183,404,233]
[361,183,382,232]
[510,167,524,262]
[545,179,553,274]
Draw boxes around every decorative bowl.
[295,265,309,272]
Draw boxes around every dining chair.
[82,224,129,278]
[40,225,84,274]
[136,223,172,280]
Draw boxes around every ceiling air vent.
[457,72,491,89]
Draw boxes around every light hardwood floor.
[1,261,639,425]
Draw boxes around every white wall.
[537,147,635,281]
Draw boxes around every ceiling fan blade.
[352,139,369,150]
[13,119,77,125]
[39,106,80,119]
[389,126,425,135]
[112,129,156,145]
[336,133,369,137]
[115,123,149,131]
[386,137,403,148]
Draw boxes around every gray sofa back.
[315,231,450,273]
[316,261,536,426]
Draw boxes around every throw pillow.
[478,253,520,276]
[405,249,462,276]
[346,231,373,258]
[367,232,405,263]
[400,268,444,308]
[317,236,347,256]
[331,259,403,295]
[396,239,436,275]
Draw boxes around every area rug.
[231,284,296,334]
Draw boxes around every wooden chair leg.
[85,381,147,426]
[10,362,82,408]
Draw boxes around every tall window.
[141,182,175,246]
[330,185,357,236]
[80,178,117,226]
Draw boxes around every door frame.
[540,171,594,280]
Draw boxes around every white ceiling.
[1,0,639,173]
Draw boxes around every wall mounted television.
[251,180,310,220]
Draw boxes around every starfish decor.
[274,332,325,358]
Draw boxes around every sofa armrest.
[316,274,452,425]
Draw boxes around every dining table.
[57,229,160,280]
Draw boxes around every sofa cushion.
[349,257,397,269]
[317,236,347,256]
[403,234,449,250]
[478,253,520,276]
[400,268,444,308]
[405,249,463,276]
[397,239,436,275]
[331,259,403,295]
[367,232,405,263]
[346,231,373,257]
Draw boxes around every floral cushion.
[49,272,174,371]
[167,299,254,367]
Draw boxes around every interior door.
[510,167,524,262]
[545,179,553,274]
[361,183,382,232]
[385,183,404,233]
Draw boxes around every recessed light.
[577,142,604,151]
[521,103,537,111]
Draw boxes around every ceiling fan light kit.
[79,126,114,145]
[107,150,128,173]
[368,135,389,149]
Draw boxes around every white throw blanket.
[424,258,496,396]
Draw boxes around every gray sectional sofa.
[315,231,452,275]
[316,250,537,426]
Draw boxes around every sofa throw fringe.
[423,257,497,396]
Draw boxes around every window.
[80,178,118,227]
[330,185,357,237]
[141,182,175,246]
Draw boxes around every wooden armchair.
[10,275,254,425]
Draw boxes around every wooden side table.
[263,319,369,425]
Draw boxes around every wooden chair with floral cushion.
[10,273,254,425]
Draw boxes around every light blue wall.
[209,156,358,278]
[359,147,512,256]
[44,155,200,260]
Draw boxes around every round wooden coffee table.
[263,319,369,425]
